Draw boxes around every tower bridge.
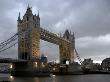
[0,5,77,76]
[0,5,107,76]
[17,6,75,64]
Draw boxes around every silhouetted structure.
[101,58,110,71]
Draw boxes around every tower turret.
[18,5,41,60]
[17,12,21,21]
[63,29,70,40]
[63,29,75,43]
[17,12,22,26]
[62,29,75,63]
[22,5,33,22]
[36,10,40,26]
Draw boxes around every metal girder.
[40,27,70,45]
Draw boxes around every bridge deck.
[40,27,70,45]
[0,58,28,63]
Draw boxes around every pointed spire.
[73,32,75,36]
[27,3,30,9]
[37,10,39,17]
[18,12,21,21]
[70,30,71,34]
[19,12,20,17]
[72,32,75,39]
[25,4,32,15]
[65,29,69,35]
[72,32,74,35]
[27,4,32,9]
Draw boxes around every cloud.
[0,0,110,62]
[76,34,110,61]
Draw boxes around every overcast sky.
[0,0,110,63]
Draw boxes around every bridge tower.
[60,30,75,64]
[17,6,40,60]
[17,5,75,64]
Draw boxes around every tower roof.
[64,29,70,36]
[18,12,21,21]
[25,4,32,15]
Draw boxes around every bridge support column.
[59,42,74,64]
[30,27,40,59]
[59,43,70,64]
[69,45,74,63]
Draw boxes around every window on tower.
[27,17,29,21]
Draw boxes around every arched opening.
[40,40,59,63]
[63,59,67,64]
[21,52,30,60]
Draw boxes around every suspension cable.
[0,36,18,50]
[0,29,26,51]
[0,33,18,46]
[75,48,83,65]
[0,27,30,54]
[0,41,18,53]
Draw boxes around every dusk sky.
[0,0,110,63]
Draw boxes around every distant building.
[82,58,101,71]
[101,58,110,71]
[92,63,101,71]
[82,58,93,70]
[40,54,48,63]
[0,63,10,72]
[82,58,93,65]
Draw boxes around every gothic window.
[27,17,29,21]
[21,52,29,60]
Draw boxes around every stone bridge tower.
[17,6,75,64]
[60,30,75,64]
[17,6,40,60]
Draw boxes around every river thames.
[0,73,110,82]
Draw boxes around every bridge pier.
[11,59,50,76]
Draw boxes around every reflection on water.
[1,73,110,82]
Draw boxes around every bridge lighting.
[34,62,38,67]
[35,62,37,65]
[10,76,13,79]
[53,68,55,71]
[66,60,69,65]
[10,64,13,69]
[42,62,45,67]
[52,75,56,78]
[10,75,14,80]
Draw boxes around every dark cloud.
[76,34,110,62]
[0,0,110,62]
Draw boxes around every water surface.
[0,73,110,82]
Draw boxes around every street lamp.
[10,64,13,69]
